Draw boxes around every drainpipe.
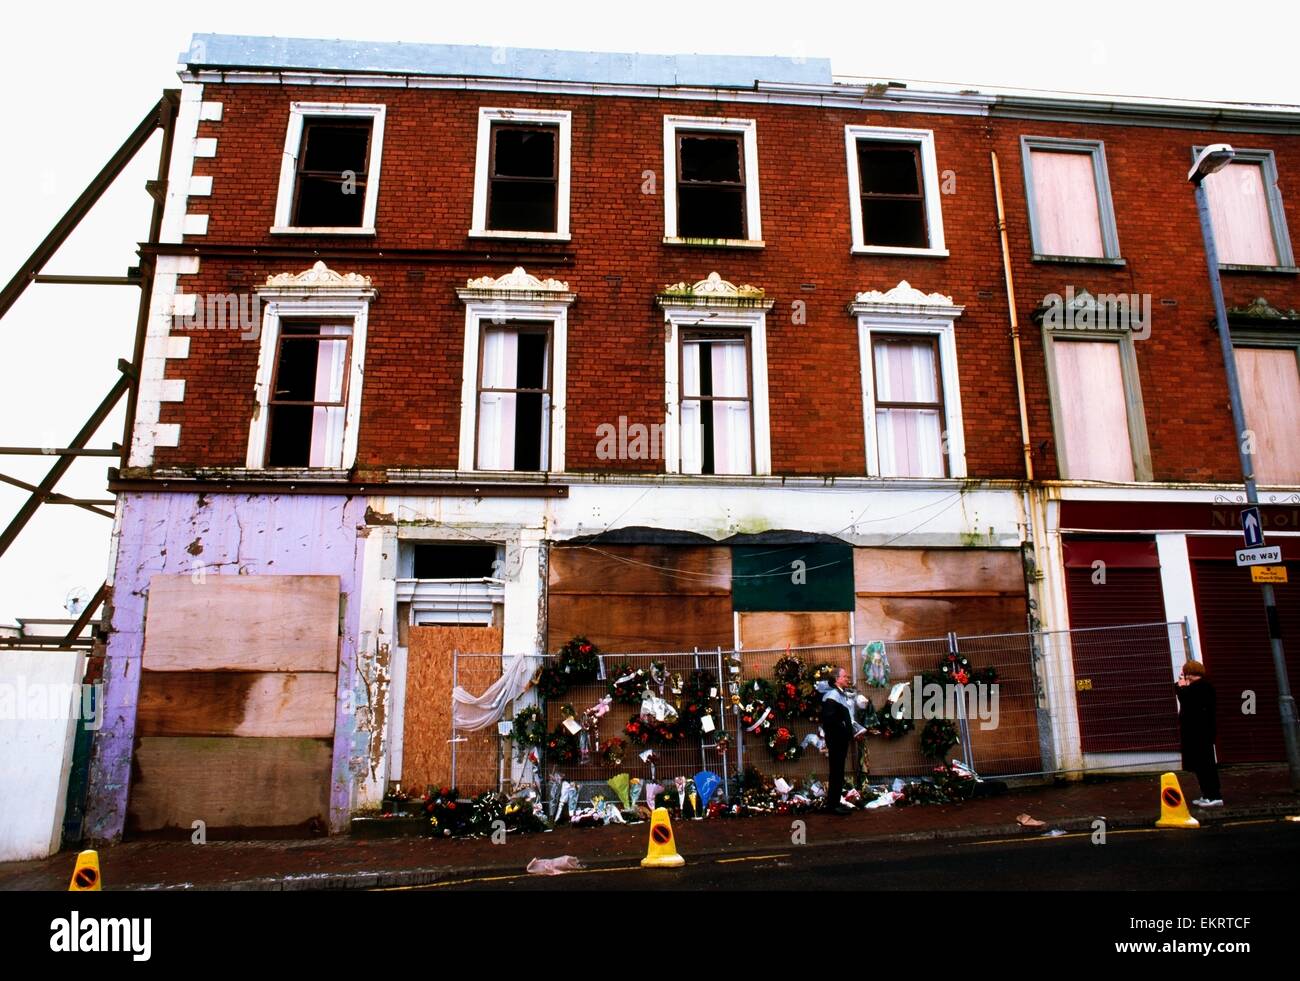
[991,151,1034,483]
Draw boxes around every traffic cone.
[640,806,686,867]
[68,850,102,891]
[1155,773,1199,829]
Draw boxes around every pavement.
[2,764,1296,891]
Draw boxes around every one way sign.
[1241,507,1265,549]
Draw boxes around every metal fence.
[448,620,1194,799]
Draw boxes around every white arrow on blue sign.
[1241,506,1265,549]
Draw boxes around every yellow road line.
[373,863,645,891]
[971,828,1161,846]
[715,853,791,864]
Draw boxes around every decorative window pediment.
[848,280,963,319]
[456,266,576,305]
[259,261,375,298]
[656,271,774,310]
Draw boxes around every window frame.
[1041,326,1152,483]
[661,305,771,475]
[473,320,556,472]
[1229,327,1300,486]
[264,319,355,467]
[246,294,371,471]
[271,102,386,235]
[457,293,571,474]
[868,332,949,478]
[663,115,763,248]
[678,327,757,476]
[856,316,965,479]
[1193,145,1295,271]
[844,125,947,257]
[470,108,572,241]
[1020,136,1122,263]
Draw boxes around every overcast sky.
[1,0,1297,625]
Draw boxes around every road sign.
[1252,566,1289,584]
[1241,506,1265,548]
[1237,546,1282,567]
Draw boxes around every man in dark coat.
[1175,660,1221,806]
[820,667,858,814]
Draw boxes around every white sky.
[1,0,1297,625]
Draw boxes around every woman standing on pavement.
[1175,660,1222,807]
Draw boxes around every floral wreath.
[923,652,997,688]
[735,678,775,735]
[545,723,581,764]
[511,706,547,756]
[766,724,801,763]
[678,668,721,736]
[802,662,841,721]
[606,662,648,704]
[920,718,960,761]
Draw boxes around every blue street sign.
[1241,506,1265,549]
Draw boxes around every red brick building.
[83,34,1300,838]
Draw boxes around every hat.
[1182,660,1207,677]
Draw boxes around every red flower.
[954,669,970,685]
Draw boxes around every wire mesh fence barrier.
[448,620,1196,797]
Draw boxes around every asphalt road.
[406,817,1298,891]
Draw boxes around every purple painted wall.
[84,491,366,840]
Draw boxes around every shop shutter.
[1190,558,1300,763]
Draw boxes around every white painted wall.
[0,650,86,861]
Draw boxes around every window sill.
[1031,253,1126,267]
[1219,264,1300,275]
[663,236,765,249]
[468,229,571,242]
[270,226,377,236]
[851,245,949,258]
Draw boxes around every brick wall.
[152,83,1300,482]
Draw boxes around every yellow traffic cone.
[1155,773,1199,829]
[68,850,102,891]
[641,806,685,867]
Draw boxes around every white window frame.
[1230,327,1300,486]
[271,102,386,235]
[1042,327,1152,483]
[246,294,371,470]
[457,299,571,474]
[845,125,948,257]
[470,107,572,241]
[661,305,771,476]
[663,115,764,248]
[1193,145,1295,270]
[1021,136,1122,262]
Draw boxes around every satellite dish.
[64,586,91,617]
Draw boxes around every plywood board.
[738,611,851,650]
[547,594,734,653]
[143,575,341,672]
[854,595,1029,643]
[401,626,502,795]
[136,672,336,738]
[854,548,1026,596]
[127,737,331,833]
[549,545,730,595]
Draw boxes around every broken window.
[476,324,552,471]
[871,334,946,477]
[857,141,928,248]
[676,132,747,240]
[487,124,559,232]
[410,543,500,579]
[266,321,351,467]
[680,331,752,475]
[291,118,372,227]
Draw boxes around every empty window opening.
[677,133,746,239]
[266,321,351,467]
[857,142,928,248]
[681,331,752,475]
[411,543,500,580]
[477,324,552,471]
[291,118,372,227]
[871,334,946,477]
[488,124,559,232]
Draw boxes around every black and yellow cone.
[641,806,685,867]
[1155,772,1199,829]
[68,850,102,891]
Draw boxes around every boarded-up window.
[872,334,945,477]
[1235,345,1300,484]
[1029,149,1105,258]
[1051,340,1135,481]
[1205,161,1279,266]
